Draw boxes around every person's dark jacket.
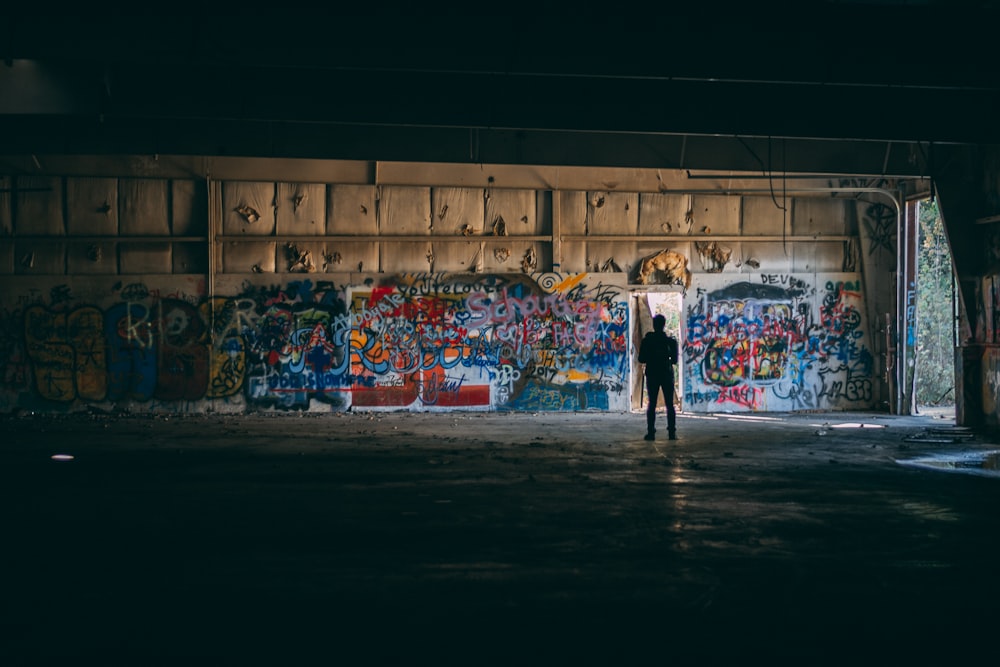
[639,330,677,378]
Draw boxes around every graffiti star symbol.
[863,203,896,256]
[77,339,102,367]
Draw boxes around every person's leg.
[645,374,659,439]
[666,378,677,439]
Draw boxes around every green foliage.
[916,199,956,406]
[648,292,682,339]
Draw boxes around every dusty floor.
[2,407,998,665]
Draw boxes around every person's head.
[652,314,666,331]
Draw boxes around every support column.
[898,199,919,415]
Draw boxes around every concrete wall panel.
[691,195,740,235]
[120,243,172,274]
[14,241,64,274]
[793,240,844,272]
[432,187,484,236]
[120,179,169,236]
[586,191,637,235]
[276,183,325,236]
[558,191,588,236]
[480,242,513,273]
[328,185,377,235]
[500,241,549,275]
[66,177,118,236]
[324,241,377,273]
[223,241,275,273]
[67,241,117,274]
[638,193,688,235]
[382,241,433,272]
[16,177,63,235]
[172,180,207,237]
[486,189,540,235]
[379,186,430,236]
[794,198,847,235]
[586,241,637,276]
[223,182,276,236]
[559,242,587,273]
[432,240,482,272]
[172,243,208,274]
[738,241,793,274]
[742,196,788,236]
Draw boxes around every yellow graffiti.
[24,305,107,402]
[68,307,107,400]
[200,297,247,398]
[553,273,587,292]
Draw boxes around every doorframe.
[629,286,685,412]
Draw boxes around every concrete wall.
[2,273,628,414]
[682,273,874,412]
[0,174,893,415]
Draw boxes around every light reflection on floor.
[896,450,1000,477]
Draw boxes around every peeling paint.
[235,204,260,224]
[638,249,691,288]
[521,248,537,273]
[695,241,733,273]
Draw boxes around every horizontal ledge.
[563,235,855,242]
[216,235,552,243]
[217,235,853,242]
[4,234,856,243]
[3,236,207,243]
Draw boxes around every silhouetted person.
[639,314,677,441]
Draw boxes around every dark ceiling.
[2,3,998,177]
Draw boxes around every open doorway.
[631,290,683,412]
[914,198,957,413]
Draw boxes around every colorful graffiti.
[1,273,629,413]
[683,273,875,412]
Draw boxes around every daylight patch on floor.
[903,426,976,444]
[896,450,1000,478]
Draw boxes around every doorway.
[631,290,683,412]
[914,197,957,413]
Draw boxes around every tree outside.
[647,292,682,341]
[916,199,956,408]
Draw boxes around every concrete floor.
[2,407,998,666]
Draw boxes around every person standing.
[638,313,678,441]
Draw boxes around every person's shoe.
[644,432,655,441]
[668,431,677,440]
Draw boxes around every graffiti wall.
[0,272,629,414]
[682,273,876,412]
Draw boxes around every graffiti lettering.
[7,273,628,413]
[684,274,875,413]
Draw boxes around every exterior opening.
[915,198,957,414]
[631,290,682,413]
